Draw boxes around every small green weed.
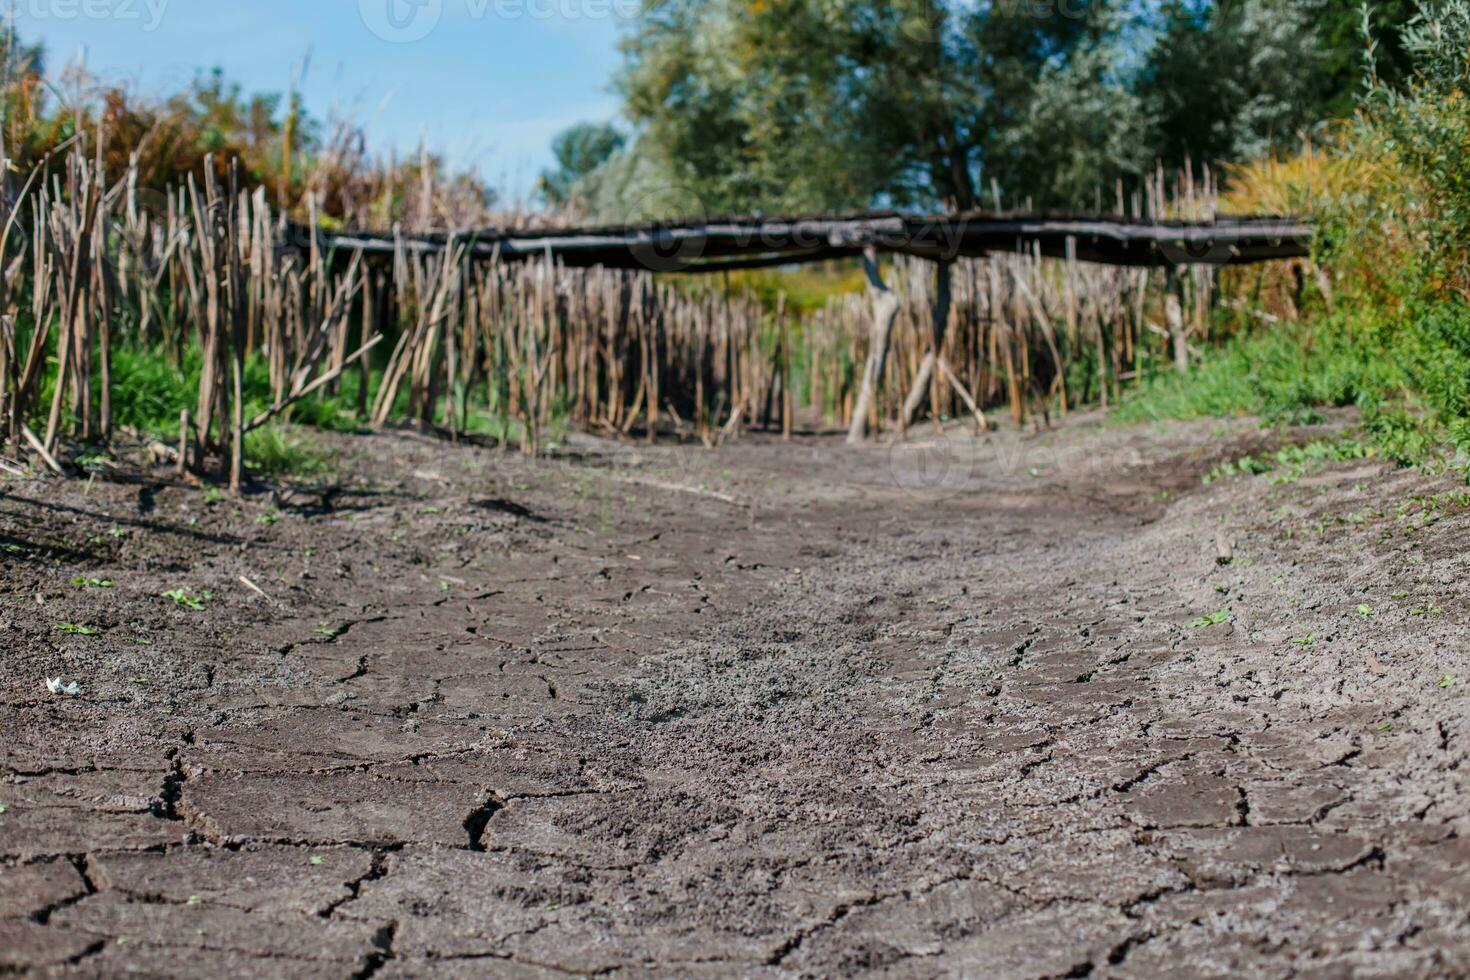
[1189,610,1231,628]
[162,588,209,610]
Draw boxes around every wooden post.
[1062,237,1079,415]
[1165,270,1188,373]
[177,410,190,475]
[994,263,1024,427]
[228,170,246,492]
[847,246,901,445]
[900,258,952,431]
[780,296,793,441]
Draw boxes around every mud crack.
[463,794,504,851]
[354,921,397,980]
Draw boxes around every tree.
[616,0,911,213]
[616,0,1172,214]
[562,135,702,223]
[541,122,625,207]
[1316,0,1417,117]
[981,22,1150,208]
[1141,0,1328,165]
[606,0,1422,217]
[1140,0,1421,168]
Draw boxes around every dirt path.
[2,415,1468,978]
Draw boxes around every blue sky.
[16,0,632,203]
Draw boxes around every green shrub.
[1126,2,1470,471]
[1118,314,1393,426]
[243,426,333,477]
[107,346,197,435]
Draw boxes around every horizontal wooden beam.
[290,209,1313,272]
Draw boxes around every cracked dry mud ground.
[2,414,1469,978]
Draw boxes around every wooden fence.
[0,149,1316,478]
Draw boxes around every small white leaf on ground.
[45,677,81,696]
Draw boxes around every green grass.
[243,427,334,478]
[108,345,196,432]
[108,345,369,437]
[1116,308,1467,473]
[1116,315,1394,427]
[1202,437,1376,486]
[95,345,366,478]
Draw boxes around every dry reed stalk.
[0,146,1274,471]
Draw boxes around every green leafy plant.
[244,426,333,478]
[162,589,209,611]
[1189,609,1231,628]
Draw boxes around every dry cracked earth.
[2,413,1469,978]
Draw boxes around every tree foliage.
[612,0,1130,213]
[571,0,1426,216]
[1141,0,1327,165]
[1361,0,1470,289]
[541,122,625,206]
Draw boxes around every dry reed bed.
[0,150,1307,481]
